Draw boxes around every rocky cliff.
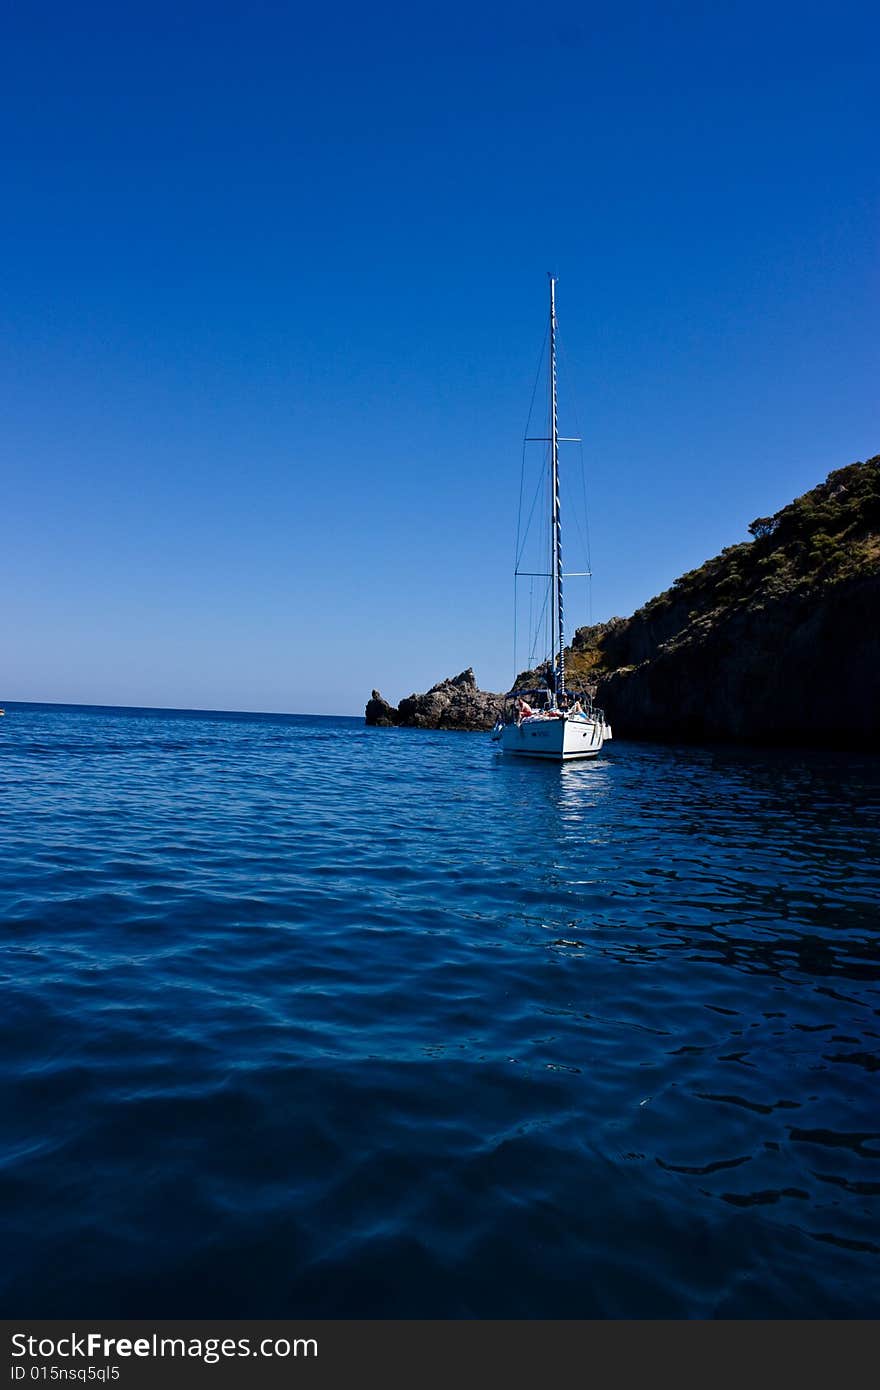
[366,455,880,745]
[588,455,880,745]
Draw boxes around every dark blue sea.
[1,702,879,1318]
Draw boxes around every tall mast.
[549,274,565,698]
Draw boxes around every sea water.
[1,702,878,1316]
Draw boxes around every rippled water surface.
[2,702,879,1317]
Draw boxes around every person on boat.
[515,696,534,723]
[569,698,585,717]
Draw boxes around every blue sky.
[2,1,878,713]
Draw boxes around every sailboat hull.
[500,717,607,760]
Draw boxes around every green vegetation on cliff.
[639,453,878,613]
[567,454,880,693]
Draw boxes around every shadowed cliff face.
[598,574,880,743]
[591,454,880,746]
[366,455,879,745]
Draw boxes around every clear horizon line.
[0,697,364,720]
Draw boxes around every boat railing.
[502,686,605,725]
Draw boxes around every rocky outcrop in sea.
[365,669,503,731]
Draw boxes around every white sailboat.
[494,276,612,761]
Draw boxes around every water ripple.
[1,703,879,1316]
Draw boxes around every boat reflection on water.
[495,738,615,831]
